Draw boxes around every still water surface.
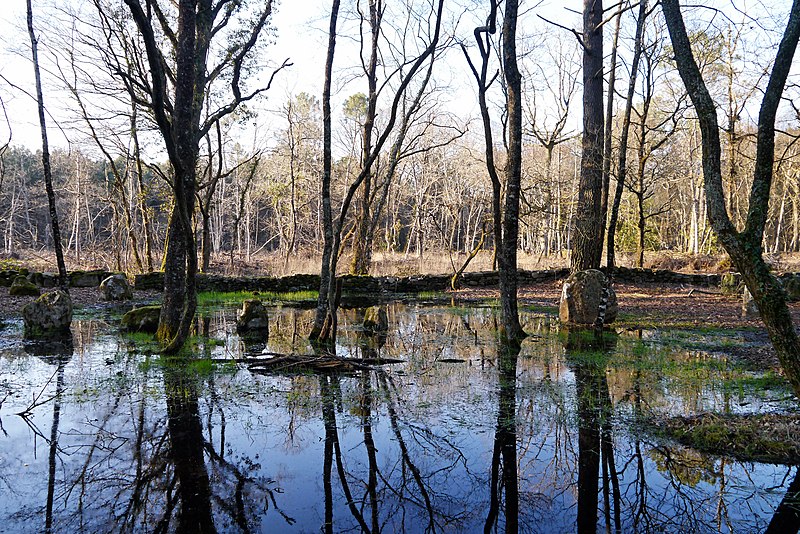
[0,303,797,532]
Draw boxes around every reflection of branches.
[381,371,472,473]
[319,367,478,532]
[16,365,61,417]
[320,374,371,532]
[485,342,519,533]
[203,441,296,528]
[377,371,436,531]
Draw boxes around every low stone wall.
[134,272,321,292]
[4,266,800,308]
[0,269,117,288]
[1,266,791,297]
[607,266,720,287]
[133,269,573,294]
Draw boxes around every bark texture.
[499,0,525,340]
[662,0,800,397]
[572,0,604,272]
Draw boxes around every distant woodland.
[2,1,798,276]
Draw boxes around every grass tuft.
[197,290,318,306]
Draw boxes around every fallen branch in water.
[208,353,404,374]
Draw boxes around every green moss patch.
[656,413,800,465]
[197,290,318,307]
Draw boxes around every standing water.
[0,302,796,532]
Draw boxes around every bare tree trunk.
[312,0,445,343]
[607,0,647,268]
[132,104,155,272]
[572,0,604,272]
[27,0,68,291]
[351,0,381,276]
[310,0,340,342]
[663,0,800,396]
[599,9,622,258]
[500,0,525,340]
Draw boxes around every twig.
[687,288,721,296]
[15,366,59,416]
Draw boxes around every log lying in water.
[209,352,404,374]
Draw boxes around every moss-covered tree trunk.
[663,0,800,397]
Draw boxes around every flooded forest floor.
[4,274,800,530]
[4,278,800,463]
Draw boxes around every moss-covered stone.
[121,305,161,333]
[10,275,40,297]
[21,290,72,339]
[0,268,28,287]
[26,272,43,286]
[100,274,133,301]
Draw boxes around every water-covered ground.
[0,302,797,533]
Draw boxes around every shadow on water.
[2,305,800,532]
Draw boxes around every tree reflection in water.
[161,359,295,533]
[162,364,215,532]
[21,340,73,534]
[319,367,466,532]
[4,308,800,531]
[562,328,620,534]
[317,323,471,533]
[485,339,520,533]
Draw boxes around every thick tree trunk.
[572,0,604,272]
[663,0,800,397]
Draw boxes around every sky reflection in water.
[0,303,797,533]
